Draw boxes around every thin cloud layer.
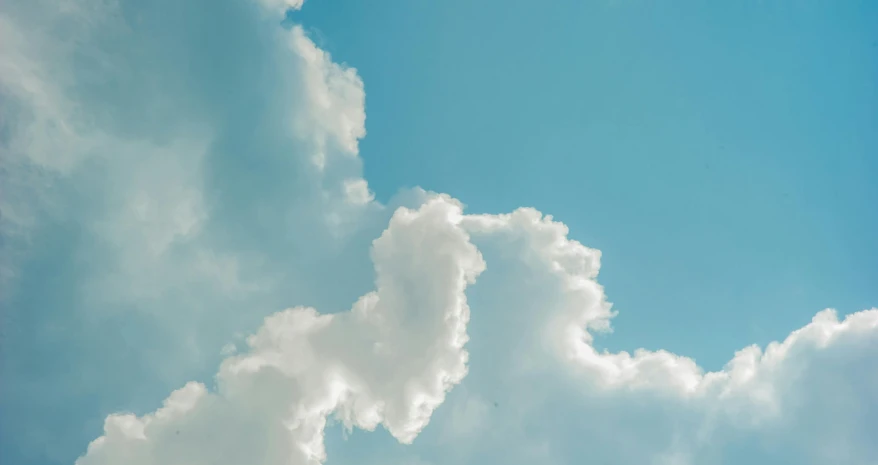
[1,1,876,465]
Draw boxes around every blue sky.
[297,0,878,369]
[1,1,876,465]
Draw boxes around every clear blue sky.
[299,0,878,369]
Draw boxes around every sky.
[0,1,876,465]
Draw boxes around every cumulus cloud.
[77,196,484,465]
[1,0,383,460]
[452,208,878,464]
[73,196,878,465]
[2,0,876,464]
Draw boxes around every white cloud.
[256,0,306,17]
[1,1,385,458]
[74,194,878,465]
[76,196,485,465]
[287,25,367,171]
[0,0,376,312]
[343,178,376,206]
[435,206,878,464]
[2,0,876,464]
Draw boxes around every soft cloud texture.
[1,0,876,465]
[77,196,484,465]
[1,0,384,460]
[454,209,878,464]
[74,198,878,465]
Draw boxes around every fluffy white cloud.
[455,208,878,464]
[287,25,367,171]
[2,0,876,464]
[1,0,383,459]
[75,197,878,465]
[76,195,484,465]
[0,0,378,328]
[257,0,306,17]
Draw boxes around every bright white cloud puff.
[1,1,875,465]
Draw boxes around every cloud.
[1,0,384,461]
[448,208,878,464]
[1,0,876,464]
[73,195,878,465]
[256,0,306,17]
[76,195,484,465]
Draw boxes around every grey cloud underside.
[1,1,876,465]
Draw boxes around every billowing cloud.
[1,0,382,460]
[451,208,878,464]
[1,0,876,465]
[77,196,483,465]
[74,198,878,465]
